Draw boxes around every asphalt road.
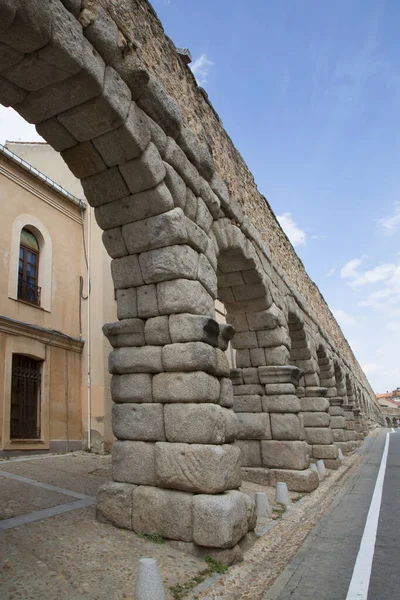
[263,429,399,600]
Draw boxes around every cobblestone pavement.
[0,440,374,600]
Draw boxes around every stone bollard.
[316,459,326,478]
[337,448,344,461]
[275,482,290,507]
[255,492,270,517]
[135,558,166,600]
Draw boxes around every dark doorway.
[10,354,42,439]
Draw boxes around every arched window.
[18,228,41,306]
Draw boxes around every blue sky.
[1,0,399,392]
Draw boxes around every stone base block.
[96,481,135,530]
[270,413,302,441]
[261,440,310,470]
[167,540,243,565]
[323,458,342,470]
[236,440,262,467]
[268,468,319,492]
[132,485,194,541]
[193,491,249,548]
[241,466,269,486]
[312,444,338,460]
[155,442,241,493]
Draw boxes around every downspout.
[87,205,92,452]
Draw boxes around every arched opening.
[334,361,347,400]
[287,312,313,396]
[316,345,336,396]
[18,227,40,306]
[345,373,354,405]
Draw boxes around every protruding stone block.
[96,481,135,530]
[169,313,219,346]
[270,413,302,441]
[103,319,145,348]
[268,468,319,492]
[140,245,199,284]
[112,440,155,485]
[259,365,301,385]
[241,467,269,486]
[261,440,310,470]
[157,279,214,316]
[312,445,338,460]
[153,372,220,403]
[132,486,193,542]
[304,427,333,445]
[111,374,153,403]
[109,346,163,375]
[164,404,238,444]
[236,413,271,440]
[155,442,241,493]
[193,491,248,548]
[112,403,165,441]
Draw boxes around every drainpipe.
[87,206,92,452]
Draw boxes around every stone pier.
[302,386,340,470]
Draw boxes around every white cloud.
[191,54,214,85]
[361,362,382,375]
[332,309,358,328]
[379,202,400,235]
[358,265,400,311]
[0,106,43,145]
[276,212,306,247]
[327,268,335,277]
[311,234,327,240]
[349,263,396,287]
[340,258,362,280]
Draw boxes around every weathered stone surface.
[153,372,220,403]
[112,440,155,485]
[219,377,234,408]
[241,467,269,486]
[259,365,300,385]
[312,445,338,460]
[164,404,238,444]
[261,440,310,470]
[162,342,216,373]
[137,284,159,318]
[264,383,296,395]
[262,394,301,413]
[242,368,260,385]
[270,413,302,441]
[256,327,290,349]
[168,540,243,566]
[329,406,344,417]
[137,77,183,139]
[302,412,331,427]
[236,413,271,440]
[116,288,137,319]
[0,0,51,53]
[164,162,186,209]
[164,137,201,195]
[95,182,173,230]
[131,486,193,541]
[214,349,230,377]
[305,386,328,397]
[184,186,198,220]
[236,349,251,368]
[304,427,334,445]
[232,331,258,350]
[197,253,217,298]
[300,397,330,412]
[264,345,290,366]
[268,468,319,492]
[112,403,165,441]
[155,443,241,493]
[111,373,153,403]
[169,313,219,345]
[0,75,26,106]
[119,142,166,195]
[93,102,150,166]
[330,416,346,429]
[83,166,130,208]
[144,316,171,346]
[139,245,199,284]
[58,67,131,141]
[193,491,248,548]
[109,346,163,374]
[247,304,285,331]
[36,117,77,152]
[157,279,214,316]
[332,429,348,442]
[103,319,145,348]
[234,395,262,413]
[235,440,262,467]
[233,384,265,396]
[122,207,186,255]
[96,482,135,530]
[102,227,128,259]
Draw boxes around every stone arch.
[316,344,336,397]
[345,373,355,404]
[333,360,347,400]
[286,308,316,396]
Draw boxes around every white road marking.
[345,432,390,600]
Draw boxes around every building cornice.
[0,315,84,353]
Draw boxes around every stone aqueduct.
[0,0,384,554]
